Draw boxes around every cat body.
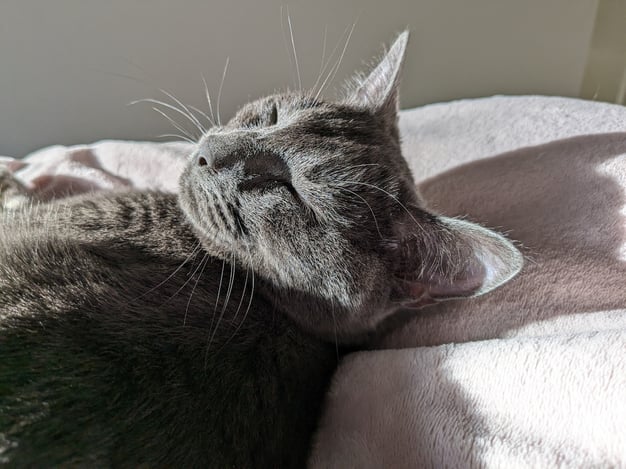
[0,192,336,467]
[0,32,522,467]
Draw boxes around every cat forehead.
[237,92,323,112]
[230,92,373,126]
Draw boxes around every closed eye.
[241,174,306,204]
[239,174,294,194]
[239,174,318,221]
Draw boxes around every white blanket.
[3,96,625,467]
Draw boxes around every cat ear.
[393,216,523,308]
[346,31,409,121]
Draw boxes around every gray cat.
[0,32,522,468]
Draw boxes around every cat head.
[179,32,523,342]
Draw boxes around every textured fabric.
[1,140,190,199]
[2,96,625,467]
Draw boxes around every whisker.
[323,21,356,94]
[201,73,217,126]
[333,179,426,236]
[219,240,255,352]
[280,5,297,91]
[223,252,236,312]
[129,98,203,135]
[240,242,255,331]
[165,247,211,302]
[216,57,230,126]
[183,253,210,326]
[204,255,227,370]
[230,261,249,324]
[159,88,207,135]
[243,262,255,331]
[315,20,356,101]
[286,7,302,91]
[188,104,215,129]
[151,107,197,142]
[230,218,253,325]
[134,242,201,300]
[311,22,353,98]
[335,186,383,239]
[119,70,208,137]
[156,133,196,144]
[86,66,150,86]
[212,257,227,325]
[207,252,235,353]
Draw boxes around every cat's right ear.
[345,31,409,129]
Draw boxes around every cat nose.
[197,154,218,174]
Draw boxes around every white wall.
[0,0,598,157]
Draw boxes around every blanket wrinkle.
[4,140,192,198]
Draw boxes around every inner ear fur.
[393,215,523,307]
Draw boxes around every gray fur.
[0,32,521,467]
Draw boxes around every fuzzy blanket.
[3,96,625,467]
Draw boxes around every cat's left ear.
[346,31,409,126]
[391,215,524,309]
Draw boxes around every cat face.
[179,32,522,342]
